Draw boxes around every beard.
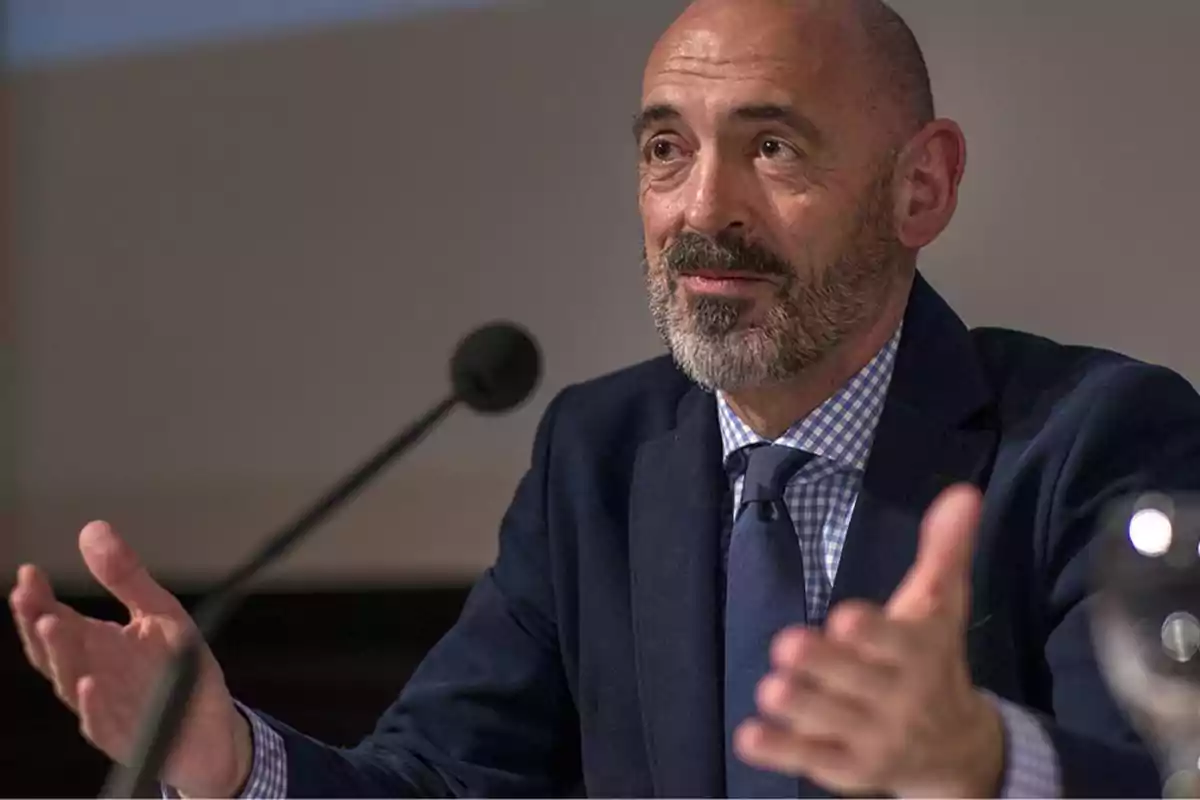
[644,161,909,393]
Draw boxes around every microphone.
[99,321,542,798]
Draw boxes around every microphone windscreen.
[450,321,542,413]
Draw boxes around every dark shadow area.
[1,584,472,797]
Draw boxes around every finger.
[79,521,184,619]
[100,672,142,758]
[756,672,872,739]
[77,675,128,760]
[735,719,871,792]
[823,601,919,664]
[10,573,48,671]
[886,483,982,623]
[10,565,55,674]
[37,611,89,708]
[771,624,901,700]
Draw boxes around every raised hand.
[8,521,252,798]
[735,483,1005,798]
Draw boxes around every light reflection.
[1130,508,1174,557]
[1162,612,1200,663]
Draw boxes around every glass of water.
[1092,492,1200,798]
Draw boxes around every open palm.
[9,522,248,798]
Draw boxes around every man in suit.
[9,0,1198,796]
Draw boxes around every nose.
[681,150,751,239]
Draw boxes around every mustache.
[661,231,793,279]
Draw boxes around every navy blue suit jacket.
[257,274,1200,797]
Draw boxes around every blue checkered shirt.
[167,326,1060,799]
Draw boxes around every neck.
[723,274,912,439]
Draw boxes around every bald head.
[853,0,935,134]
[650,0,933,142]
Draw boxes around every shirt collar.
[716,323,903,472]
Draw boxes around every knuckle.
[35,614,57,639]
[828,604,862,634]
[771,627,808,668]
[828,602,878,642]
[756,674,793,718]
[755,676,777,713]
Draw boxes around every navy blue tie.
[725,444,815,798]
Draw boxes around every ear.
[892,119,967,249]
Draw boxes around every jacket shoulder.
[969,326,1199,424]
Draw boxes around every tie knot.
[739,444,814,505]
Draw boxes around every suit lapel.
[830,274,999,616]
[630,386,728,797]
[829,403,996,611]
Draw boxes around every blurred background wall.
[6,0,681,588]
[0,7,12,585]
[3,1,1200,795]
[7,0,1199,590]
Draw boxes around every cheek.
[642,245,665,279]
[769,196,847,268]
[639,199,672,250]
[638,176,687,247]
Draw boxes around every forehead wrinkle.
[660,53,794,72]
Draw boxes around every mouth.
[676,270,779,296]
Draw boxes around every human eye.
[756,136,802,162]
[642,135,689,165]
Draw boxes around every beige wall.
[1,58,13,579]
[10,1,1200,587]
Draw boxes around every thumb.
[78,521,185,619]
[886,483,982,623]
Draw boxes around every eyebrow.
[632,104,680,141]
[631,102,825,149]
[731,103,825,148]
